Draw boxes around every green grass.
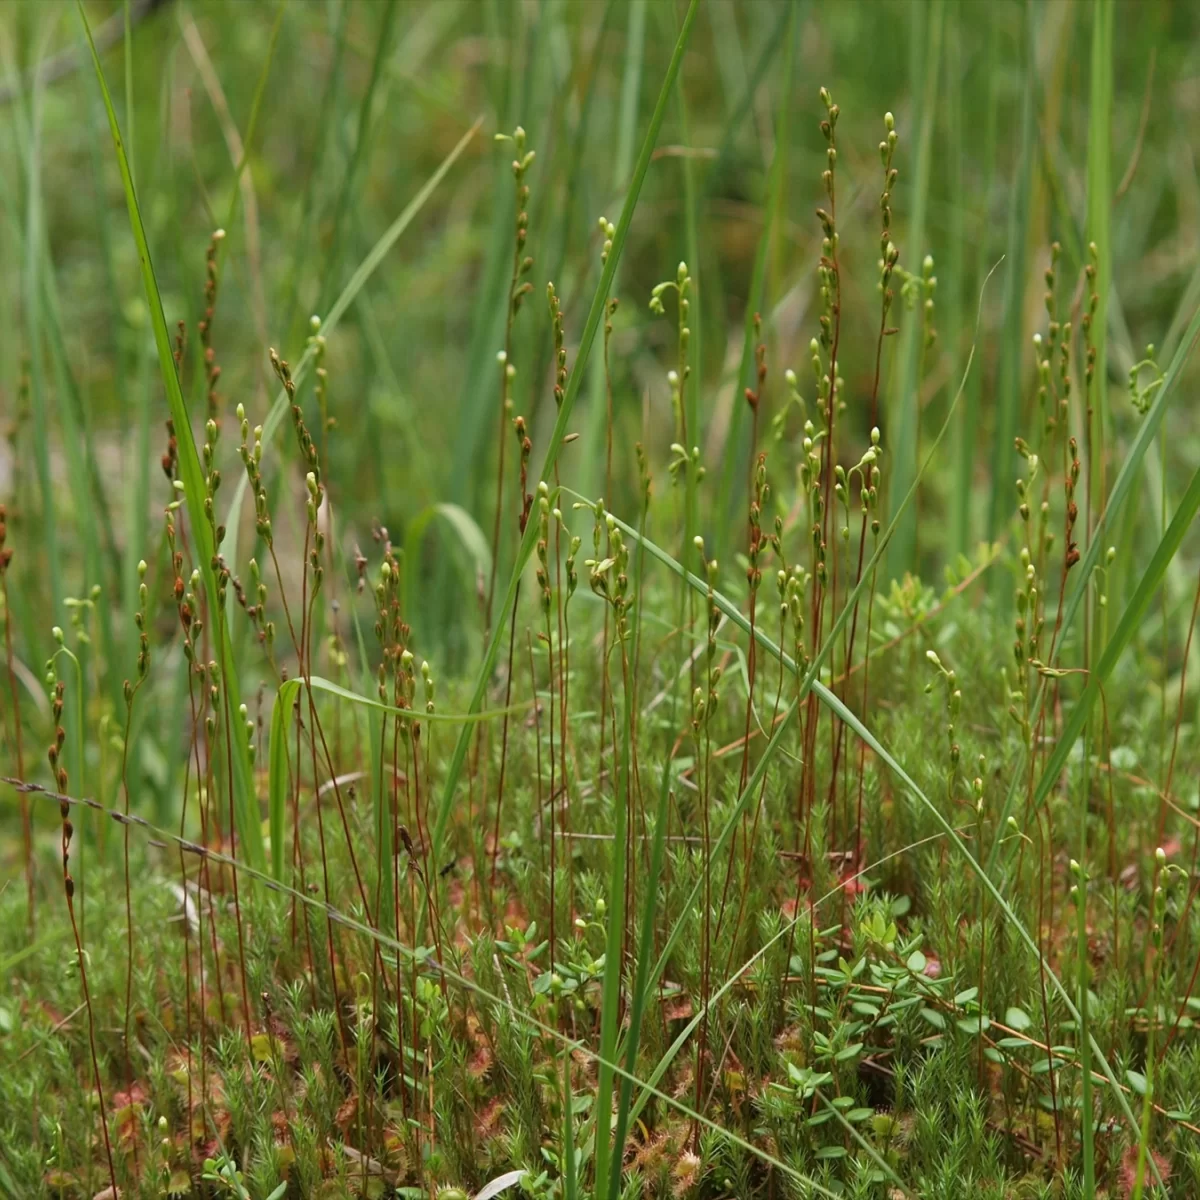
[4,1,1200,1197]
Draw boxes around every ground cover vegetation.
[2,1,1200,1197]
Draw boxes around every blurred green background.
[2,0,1198,699]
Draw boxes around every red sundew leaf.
[474,1095,505,1141]
[839,870,866,896]
[1120,1143,1171,1197]
[665,996,694,1022]
[335,1092,358,1130]
[111,1081,147,1109]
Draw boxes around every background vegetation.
[3,0,1200,1196]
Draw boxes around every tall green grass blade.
[562,1044,578,1200]
[402,503,492,625]
[74,11,146,682]
[604,749,671,1200]
[122,0,135,184]
[274,675,523,726]
[279,0,349,339]
[224,119,482,570]
[430,0,702,868]
[1087,0,1114,534]
[24,29,63,638]
[946,7,982,554]
[1079,10,1113,1181]
[313,0,398,325]
[885,0,943,578]
[78,0,265,873]
[38,269,124,718]
[579,0,644,507]
[268,678,301,882]
[614,0,645,189]
[986,6,1037,545]
[222,0,283,239]
[592,653,630,1200]
[707,1,791,182]
[715,0,795,559]
[674,14,701,498]
[448,0,542,545]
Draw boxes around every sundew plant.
[3,1,1200,1198]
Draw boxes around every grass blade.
[1087,0,1114,544]
[268,679,301,882]
[593,645,631,1200]
[985,6,1038,545]
[714,0,795,558]
[78,0,265,873]
[605,744,671,1200]
[24,26,63,640]
[402,503,493,626]
[224,118,483,570]
[885,0,943,578]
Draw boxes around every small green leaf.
[956,1015,992,1036]
[814,1145,847,1160]
[1005,1006,1033,1031]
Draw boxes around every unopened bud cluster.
[0,504,11,574]
[237,404,273,548]
[547,284,568,409]
[587,505,631,640]
[650,261,693,447]
[496,126,536,317]
[691,536,722,730]
[199,229,226,421]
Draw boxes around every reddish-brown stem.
[0,571,29,930]
[66,885,117,1193]
[545,602,557,977]
[490,584,522,894]
[119,689,142,1173]
[220,653,254,1046]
